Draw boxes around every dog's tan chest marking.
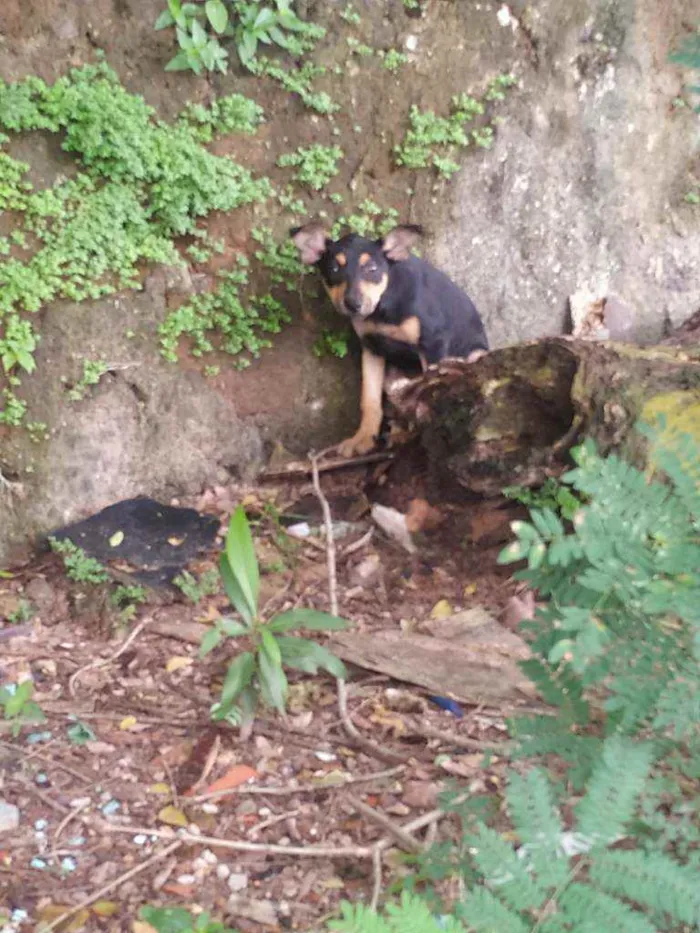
[353,314,421,346]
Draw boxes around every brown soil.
[0,465,525,931]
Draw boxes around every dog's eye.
[365,263,377,273]
[329,261,339,273]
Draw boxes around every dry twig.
[262,451,394,481]
[407,717,509,753]
[191,764,405,802]
[348,795,424,854]
[68,617,150,697]
[0,740,93,784]
[40,840,183,932]
[102,823,374,859]
[309,453,408,767]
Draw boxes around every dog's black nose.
[344,294,362,315]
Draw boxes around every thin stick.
[0,740,93,784]
[262,451,394,481]
[309,454,338,616]
[309,453,408,767]
[50,799,91,856]
[370,845,383,911]
[40,840,182,932]
[408,718,508,753]
[191,764,405,802]
[68,618,150,697]
[341,529,374,557]
[348,796,423,854]
[101,823,374,859]
[375,794,469,853]
[249,807,301,837]
[20,779,71,815]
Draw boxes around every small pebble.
[0,800,19,833]
[228,872,249,892]
[177,873,196,885]
[286,522,310,539]
[66,836,86,847]
[202,848,218,865]
[405,34,418,51]
[133,834,148,846]
[70,797,91,809]
[201,802,219,815]
[314,751,336,763]
[61,857,77,873]
[35,773,49,786]
[26,731,53,745]
[216,864,231,881]
[100,800,120,816]
[34,819,48,831]
[187,823,201,835]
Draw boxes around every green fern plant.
[329,423,700,931]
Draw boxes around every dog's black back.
[363,249,488,368]
[291,223,488,374]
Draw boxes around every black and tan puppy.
[291,222,488,456]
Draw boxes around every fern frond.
[505,770,568,888]
[590,848,700,927]
[652,665,700,740]
[558,882,657,933]
[329,901,391,933]
[457,885,529,933]
[467,824,547,911]
[509,716,601,790]
[385,893,466,933]
[575,736,653,846]
[638,419,700,521]
[329,893,467,933]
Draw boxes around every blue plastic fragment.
[61,857,77,873]
[100,799,120,816]
[428,695,464,718]
[26,731,53,744]
[30,857,47,870]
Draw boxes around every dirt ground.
[0,457,529,932]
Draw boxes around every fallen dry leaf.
[200,763,257,796]
[162,882,195,897]
[430,599,453,620]
[157,805,189,827]
[119,716,138,731]
[148,782,171,795]
[165,656,193,674]
[403,780,440,809]
[405,498,442,533]
[92,900,119,918]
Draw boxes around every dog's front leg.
[337,348,385,457]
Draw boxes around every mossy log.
[387,333,700,497]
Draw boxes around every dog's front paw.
[337,431,376,458]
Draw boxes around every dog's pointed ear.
[290,222,330,264]
[380,224,423,262]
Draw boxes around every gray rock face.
[0,286,263,564]
[431,0,700,348]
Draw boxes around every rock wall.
[0,0,698,563]
[430,0,700,347]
